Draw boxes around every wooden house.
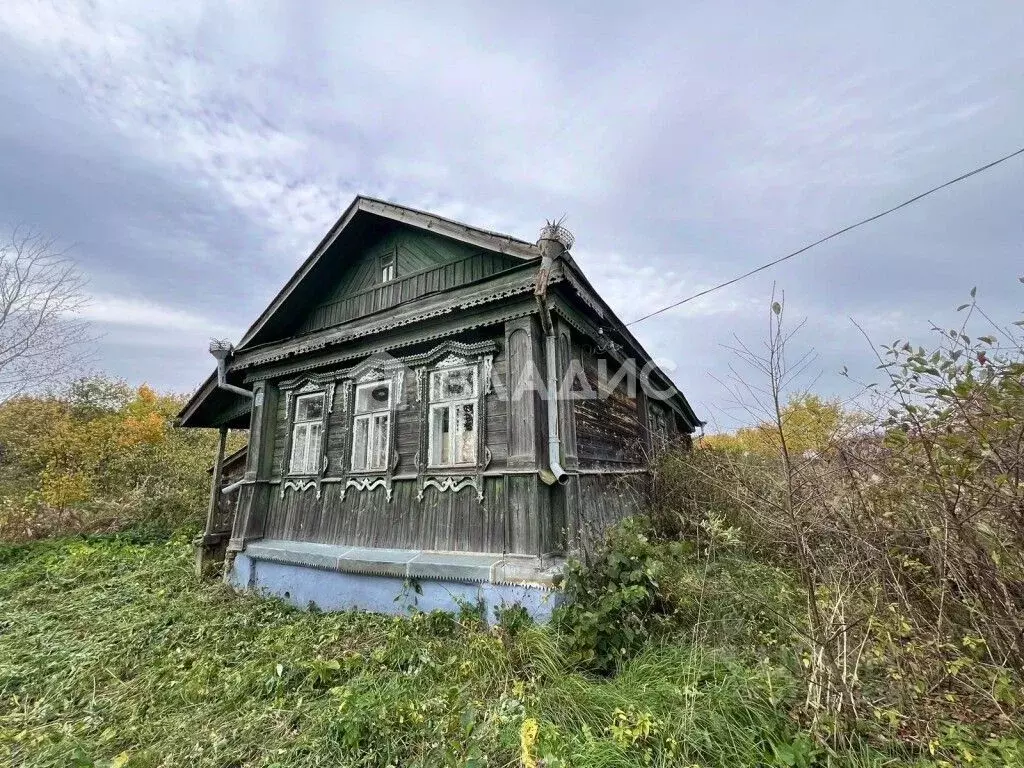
[178,196,701,618]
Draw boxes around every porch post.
[204,425,228,539]
[195,425,228,579]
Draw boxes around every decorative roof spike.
[538,216,574,251]
[209,338,235,361]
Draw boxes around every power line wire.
[625,145,1024,327]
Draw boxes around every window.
[351,380,392,472]
[649,403,671,452]
[289,392,324,474]
[380,252,396,283]
[428,365,478,467]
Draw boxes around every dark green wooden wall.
[297,226,523,334]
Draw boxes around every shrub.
[554,517,801,673]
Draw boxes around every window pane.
[290,424,308,473]
[430,367,476,402]
[455,403,476,464]
[296,393,324,422]
[369,414,389,470]
[355,381,391,413]
[305,423,322,474]
[430,405,450,466]
[352,417,369,471]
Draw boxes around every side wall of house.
[559,323,659,553]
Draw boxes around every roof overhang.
[554,257,704,431]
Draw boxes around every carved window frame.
[282,382,331,479]
[288,391,326,475]
[350,379,393,474]
[426,364,480,471]
[415,352,493,503]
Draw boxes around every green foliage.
[554,517,802,673]
[661,287,1024,748]
[0,536,1000,768]
[702,394,863,457]
[2,535,1020,766]
[0,377,236,541]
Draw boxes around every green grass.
[0,537,1017,767]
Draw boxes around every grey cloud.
[1,0,1022,425]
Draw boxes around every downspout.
[221,477,246,495]
[207,341,253,495]
[535,223,574,486]
[209,339,255,400]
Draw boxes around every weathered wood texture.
[504,316,551,469]
[209,448,246,536]
[298,226,521,334]
[261,476,534,553]
[566,473,650,556]
[573,345,645,467]
[268,332,511,477]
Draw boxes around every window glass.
[289,393,325,474]
[381,253,396,283]
[430,367,476,402]
[351,380,391,472]
[352,417,369,472]
[427,365,478,467]
[296,394,324,422]
[430,405,451,466]
[355,382,391,414]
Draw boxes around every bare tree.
[0,227,92,399]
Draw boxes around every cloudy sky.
[2,1,1022,429]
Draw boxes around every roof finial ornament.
[538,215,574,252]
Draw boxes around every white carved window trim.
[427,364,479,469]
[288,392,325,475]
[351,379,392,473]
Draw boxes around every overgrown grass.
[0,536,1019,767]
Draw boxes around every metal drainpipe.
[543,328,569,485]
[221,477,246,495]
[207,340,253,496]
[209,339,254,400]
[535,231,571,486]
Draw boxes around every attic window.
[380,252,396,283]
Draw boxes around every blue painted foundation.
[228,543,564,623]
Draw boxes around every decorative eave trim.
[235,274,549,372]
[561,268,605,319]
[243,306,532,383]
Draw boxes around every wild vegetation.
[2,287,1023,766]
[0,377,232,541]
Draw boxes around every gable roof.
[177,195,703,430]
[237,196,540,350]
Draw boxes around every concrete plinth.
[227,539,564,623]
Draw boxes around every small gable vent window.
[351,380,392,472]
[428,366,478,467]
[289,392,325,475]
[380,252,396,283]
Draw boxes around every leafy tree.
[0,376,235,540]
[703,393,858,456]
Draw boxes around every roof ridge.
[354,195,536,248]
